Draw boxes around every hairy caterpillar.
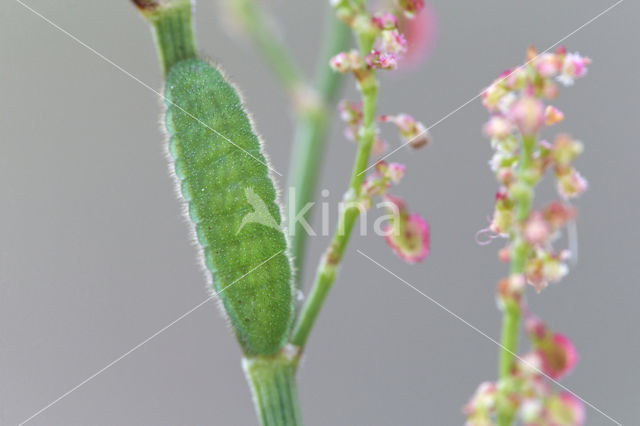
[164,58,294,355]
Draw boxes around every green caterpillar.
[164,58,294,355]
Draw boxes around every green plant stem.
[243,353,303,426]
[136,0,197,76]
[496,134,536,426]
[230,0,303,93]
[288,13,350,289]
[290,30,378,350]
[229,1,350,288]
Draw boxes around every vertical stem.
[291,28,378,350]
[135,0,197,76]
[229,0,303,93]
[496,134,535,426]
[243,353,303,426]
[288,12,350,289]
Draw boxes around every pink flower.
[464,381,497,414]
[525,315,578,379]
[371,137,389,156]
[380,113,431,148]
[542,201,576,230]
[376,161,406,183]
[338,99,362,124]
[365,49,398,70]
[545,392,585,426]
[551,134,583,168]
[371,12,397,30]
[380,29,407,55]
[329,50,363,73]
[539,333,578,379]
[383,195,429,263]
[557,53,591,86]
[545,105,564,126]
[397,0,425,18]
[483,115,514,140]
[507,96,545,136]
[329,52,350,73]
[557,169,588,199]
[524,212,551,246]
[535,53,562,78]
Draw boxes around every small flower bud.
[329,50,363,73]
[542,257,569,283]
[383,197,429,263]
[338,99,362,124]
[380,29,407,55]
[542,201,576,229]
[537,333,578,379]
[508,96,545,135]
[535,53,562,78]
[371,137,388,157]
[545,105,564,126]
[329,52,350,73]
[524,212,551,246]
[371,12,397,30]
[386,162,406,183]
[552,134,583,168]
[557,169,588,199]
[498,246,511,262]
[482,83,509,112]
[490,207,512,235]
[397,0,425,18]
[546,392,585,426]
[380,113,430,148]
[365,49,398,70]
[557,52,590,86]
[483,116,514,140]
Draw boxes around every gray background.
[1,0,638,424]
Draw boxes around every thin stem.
[243,352,303,426]
[134,0,197,76]
[228,1,350,288]
[291,27,378,350]
[229,0,304,94]
[288,11,350,290]
[496,134,536,426]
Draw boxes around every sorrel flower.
[469,46,590,425]
[382,194,429,263]
[397,0,424,18]
[507,96,545,136]
[526,315,578,380]
[329,49,363,73]
[544,392,585,426]
[379,113,430,148]
[464,381,497,426]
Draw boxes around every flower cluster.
[497,200,577,293]
[467,47,590,425]
[330,0,431,264]
[339,104,430,156]
[338,100,388,156]
[379,114,431,149]
[483,47,590,293]
[329,0,424,72]
[465,315,582,426]
[360,162,429,263]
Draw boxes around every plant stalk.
[496,134,536,426]
[135,0,197,76]
[290,29,378,350]
[288,12,350,289]
[243,352,303,426]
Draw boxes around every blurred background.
[1,0,638,424]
